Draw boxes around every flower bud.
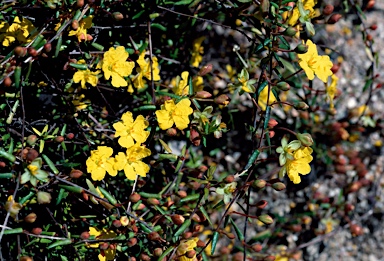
[72,20,79,30]
[198,64,213,76]
[197,239,205,247]
[263,255,276,261]
[214,94,230,106]
[129,192,141,203]
[191,213,201,223]
[54,136,64,143]
[44,43,52,53]
[183,231,192,239]
[190,129,201,146]
[120,216,129,226]
[14,46,28,57]
[27,135,38,146]
[171,214,185,225]
[24,212,37,223]
[252,243,262,252]
[37,191,52,204]
[147,198,160,206]
[139,254,151,261]
[194,91,212,99]
[256,200,268,209]
[268,119,278,128]
[224,175,235,183]
[26,148,39,162]
[112,219,122,228]
[32,227,42,235]
[276,81,290,91]
[366,0,375,9]
[366,34,373,41]
[153,248,163,257]
[86,34,93,41]
[80,231,90,239]
[370,24,377,30]
[20,257,33,261]
[66,133,75,139]
[252,179,266,189]
[3,77,12,87]
[271,182,286,191]
[327,13,342,24]
[331,63,340,74]
[113,12,124,21]
[294,102,309,110]
[322,4,334,15]
[344,203,355,214]
[284,27,297,37]
[148,231,161,241]
[258,214,274,225]
[347,181,362,193]
[350,223,364,236]
[70,169,83,179]
[166,128,177,136]
[294,43,308,54]
[178,190,187,198]
[127,237,137,247]
[186,250,196,258]
[100,242,109,250]
[296,133,313,147]
[77,0,84,7]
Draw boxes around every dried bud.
[252,179,266,189]
[80,231,90,239]
[271,182,286,191]
[27,135,38,146]
[54,136,64,143]
[3,77,12,87]
[294,102,309,110]
[127,237,137,247]
[14,46,28,57]
[153,248,163,257]
[148,231,161,241]
[327,13,342,24]
[37,191,52,204]
[72,20,79,30]
[112,220,122,228]
[195,91,212,99]
[296,133,313,147]
[171,214,185,225]
[258,214,274,225]
[284,27,297,37]
[32,227,42,235]
[214,94,230,106]
[44,43,52,53]
[69,169,83,179]
[186,250,196,258]
[322,4,334,15]
[268,119,278,128]
[252,243,262,252]
[198,64,213,76]
[256,200,268,209]
[294,43,308,54]
[147,198,160,206]
[112,12,124,21]
[24,212,37,223]
[129,192,141,203]
[190,129,201,146]
[276,81,290,91]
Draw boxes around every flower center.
[27,165,39,175]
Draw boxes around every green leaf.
[173,0,194,5]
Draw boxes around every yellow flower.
[68,15,93,42]
[191,36,205,67]
[279,147,313,184]
[172,71,190,96]
[133,52,161,90]
[5,196,23,219]
[192,76,204,93]
[258,86,277,111]
[0,17,35,46]
[73,60,100,88]
[72,94,89,111]
[288,0,317,26]
[113,112,149,148]
[155,99,193,130]
[326,74,339,109]
[86,146,116,181]
[88,227,117,261]
[298,40,333,83]
[21,157,49,187]
[99,46,135,87]
[176,237,199,261]
[114,144,151,180]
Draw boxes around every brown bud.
[147,198,160,206]
[268,119,278,128]
[323,4,334,15]
[0,162,6,168]
[66,133,75,139]
[344,203,355,214]
[256,200,268,209]
[54,136,64,143]
[139,253,151,261]
[271,182,286,191]
[263,256,276,261]
[183,231,192,239]
[3,77,12,87]
[27,135,38,146]
[198,64,213,76]
[129,192,141,203]
[191,213,201,223]
[196,239,205,247]
[327,14,342,24]
[24,213,37,223]
[86,34,93,41]
[171,214,185,225]
[214,94,230,106]
[366,34,373,41]
[331,63,340,74]
[190,129,201,146]
[178,190,187,198]
[28,48,38,57]
[366,0,375,9]
[100,242,109,250]
[335,164,347,174]
[166,128,177,136]
[70,169,83,179]
[20,257,33,261]
[112,220,122,228]
[148,231,161,241]
[112,12,124,21]
[224,175,235,183]
[127,237,137,247]
[186,250,196,258]
[32,227,42,235]
[251,243,262,252]
[14,46,27,57]
[153,248,163,257]
[370,24,377,30]
[347,181,362,193]
[72,20,79,30]
[44,43,52,53]
[132,224,138,233]
[80,231,90,239]
[194,91,212,99]
[26,148,39,162]
[291,224,302,232]
[350,223,364,236]
[76,0,84,7]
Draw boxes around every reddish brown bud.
[171,214,185,225]
[214,94,230,106]
[350,223,364,236]
[3,77,12,87]
[323,4,334,15]
[127,237,137,247]
[178,190,187,198]
[153,248,163,257]
[263,256,276,261]
[166,128,177,136]
[370,24,377,30]
[366,34,373,41]
[54,136,64,143]
[256,200,268,209]
[366,0,375,9]
[44,43,52,53]
[70,169,83,179]
[112,12,124,21]
[112,220,122,228]
[32,227,42,235]
[24,212,37,223]
[147,198,160,206]
[183,231,192,239]
[148,231,161,241]
[196,240,205,247]
[327,13,342,24]
[132,225,138,233]
[139,253,150,261]
[194,91,212,99]
[331,63,340,74]
[190,129,201,146]
[224,175,235,183]
[291,224,302,232]
[66,133,75,139]
[268,119,278,128]
[76,0,84,8]
[344,203,355,214]
[129,192,141,203]
[348,181,362,193]
[14,46,27,57]
[252,243,262,252]
[0,162,5,168]
[28,48,37,57]
[80,231,90,239]
[198,64,213,76]
[72,20,79,30]
[186,250,196,258]
[191,213,201,223]
[20,257,33,261]
[86,34,93,41]
[26,148,39,162]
